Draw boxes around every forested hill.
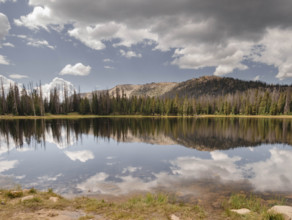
[84,76,288,99]
[162,76,286,98]
[1,75,292,116]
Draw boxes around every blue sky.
[0,0,292,92]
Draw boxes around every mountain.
[82,76,288,99]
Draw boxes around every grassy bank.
[1,113,292,120]
[0,188,287,219]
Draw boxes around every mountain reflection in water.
[0,118,291,197]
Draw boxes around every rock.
[230,208,251,215]
[49,197,59,203]
[1,200,5,205]
[170,214,180,220]
[21,195,34,202]
[269,206,292,220]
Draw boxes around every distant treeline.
[0,83,291,116]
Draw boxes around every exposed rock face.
[269,206,292,220]
[230,208,251,215]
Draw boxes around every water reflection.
[1,118,292,150]
[0,118,291,197]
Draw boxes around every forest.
[0,82,291,116]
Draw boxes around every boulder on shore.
[230,208,251,215]
[269,206,292,220]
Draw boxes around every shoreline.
[0,188,289,219]
[1,114,292,120]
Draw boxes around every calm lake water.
[0,118,292,199]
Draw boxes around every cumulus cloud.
[104,65,114,70]
[120,49,142,59]
[14,6,63,31]
[41,77,75,99]
[0,159,18,173]
[253,75,260,81]
[14,35,55,50]
[14,0,292,78]
[2,42,14,47]
[0,13,11,64]
[0,75,19,92]
[0,55,10,65]
[59,63,91,76]
[64,150,94,163]
[76,147,292,195]
[252,28,292,80]
[27,39,55,49]
[0,13,10,41]
[0,0,17,3]
[9,74,28,79]
[246,148,292,192]
[37,173,62,182]
[103,58,113,63]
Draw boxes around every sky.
[0,0,292,92]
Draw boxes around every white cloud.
[0,13,11,65]
[64,150,94,163]
[15,34,27,39]
[68,22,157,50]
[253,75,260,81]
[77,172,157,195]
[59,63,91,76]
[15,35,55,50]
[0,13,10,40]
[0,55,10,65]
[14,6,63,31]
[44,125,77,149]
[76,146,292,195]
[9,74,28,79]
[120,49,142,59]
[251,28,292,80]
[27,39,55,49]
[0,159,18,173]
[0,75,20,93]
[122,166,142,174]
[103,58,113,62]
[2,42,14,47]
[0,0,17,3]
[41,77,75,99]
[246,148,292,192]
[104,65,114,69]
[38,173,62,182]
[14,0,292,78]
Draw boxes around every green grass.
[222,193,286,220]
[263,212,285,220]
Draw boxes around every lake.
[0,118,292,201]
